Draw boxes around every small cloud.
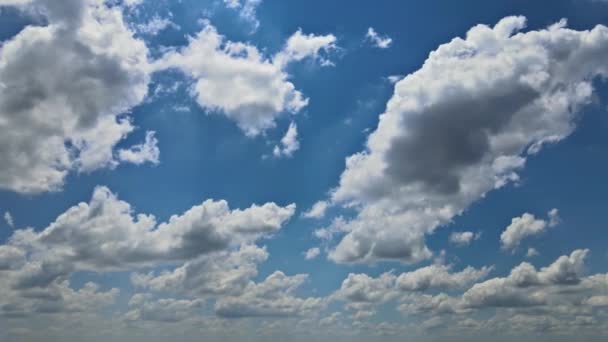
[302,201,329,219]
[304,247,320,260]
[365,27,392,49]
[386,75,403,84]
[500,209,560,252]
[118,131,160,166]
[273,122,300,158]
[136,15,180,36]
[526,247,540,258]
[449,231,481,247]
[4,211,14,228]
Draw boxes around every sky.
[0,0,608,341]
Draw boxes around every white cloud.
[0,0,152,193]
[322,17,608,264]
[500,209,560,251]
[4,211,14,228]
[302,200,329,219]
[136,14,179,36]
[396,264,491,291]
[131,244,269,297]
[526,247,540,257]
[334,264,490,310]
[156,23,336,137]
[449,231,480,247]
[0,186,295,284]
[273,122,300,158]
[304,247,320,260]
[0,185,297,322]
[118,131,160,165]
[214,271,325,318]
[223,0,263,31]
[125,294,203,322]
[274,29,337,67]
[365,27,392,49]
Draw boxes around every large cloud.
[156,22,336,136]
[325,16,608,263]
[0,186,294,317]
[0,0,154,193]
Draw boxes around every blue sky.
[1,0,608,341]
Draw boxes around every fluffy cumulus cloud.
[0,0,155,194]
[501,209,560,251]
[214,271,326,318]
[334,264,491,310]
[0,185,296,321]
[156,23,336,137]
[331,249,608,335]
[323,17,608,264]
[273,122,300,158]
[365,27,392,49]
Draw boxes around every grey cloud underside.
[385,83,539,194]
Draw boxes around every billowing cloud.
[156,23,336,137]
[501,209,560,251]
[324,17,608,264]
[0,185,296,321]
[0,185,294,296]
[0,0,153,193]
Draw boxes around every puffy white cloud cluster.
[0,186,296,320]
[156,23,336,137]
[0,0,155,194]
[323,16,608,264]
